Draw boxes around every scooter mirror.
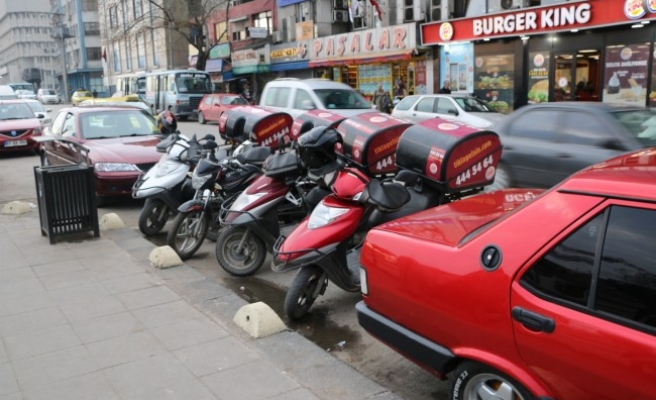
[204,134,216,142]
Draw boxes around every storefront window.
[603,44,649,105]
[528,52,549,104]
[440,43,474,94]
[358,64,392,96]
[473,54,513,114]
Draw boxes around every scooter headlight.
[230,192,266,212]
[308,201,349,229]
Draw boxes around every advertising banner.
[603,43,650,105]
[528,52,550,103]
[473,54,514,113]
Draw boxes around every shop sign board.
[270,41,310,64]
[232,45,271,68]
[602,43,650,105]
[296,21,314,41]
[248,27,268,39]
[310,23,416,63]
[422,0,656,45]
[209,43,231,59]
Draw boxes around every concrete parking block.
[132,300,205,329]
[122,379,217,400]
[58,295,126,322]
[100,273,161,295]
[0,306,67,338]
[86,330,167,369]
[20,371,118,400]
[11,345,98,390]
[150,318,229,351]
[71,311,145,344]
[102,353,194,398]
[4,324,81,361]
[0,362,19,396]
[0,291,52,318]
[267,388,322,400]
[201,360,300,400]
[116,286,180,310]
[173,336,260,377]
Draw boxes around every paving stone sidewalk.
[0,211,402,400]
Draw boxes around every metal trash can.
[34,140,99,244]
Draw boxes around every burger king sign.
[439,22,454,41]
[624,0,647,18]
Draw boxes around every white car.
[259,78,373,118]
[23,99,52,126]
[391,94,506,128]
[15,90,37,100]
[37,88,61,104]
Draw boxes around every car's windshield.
[612,110,656,146]
[43,89,56,95]
[175,73,212,94]
[221,95,248,105]
[80,110,157,139]
[0,103,36,119]
[454,97,495,112]
[26,101,45,113]
[314,89,371,110]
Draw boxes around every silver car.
[37,88,61,104]
[392,94,506,128]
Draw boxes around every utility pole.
[51,13,73,101]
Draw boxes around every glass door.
[553,49,601,102]
[554,53,574,101]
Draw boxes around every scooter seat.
[366,180,410,212]
[237,146,273,167]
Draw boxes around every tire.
[166,209,209,260]
[138,199,170,236]
[450,361,535,400]
[215,226,266,277]
[485,163,512,193]
[198,111,206,125]
[284,265,328,320]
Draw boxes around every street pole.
[60,24,69,102]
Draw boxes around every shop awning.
[269,61,309,72]
[309,49,413,68]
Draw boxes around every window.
[214,22,228,43]
[508,110,559,141]
[596,206,656,328]
[254,11,273,34]
[50,112,67,135]
[81,0,98,11]
[522,214,602,306]
[112,42,121,72]
[121,0,127,27]
[62,113,76,137]
[203,96,213,105]
[137,33,146,69]
[134,0,144,18]
[559,111,612,146]
[294,90,315,109]
[87,47,102,61]
[395,95,419,111]
[84,22,100,35]
[415,97,435,113]
[262,87,291,107]
[436,98,457,114]
[125,38,132,70]
[109,6,118,28]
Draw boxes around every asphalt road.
[0,103,450,400]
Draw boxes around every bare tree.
[144,0,229,71]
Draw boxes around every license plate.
[4,140,27,147]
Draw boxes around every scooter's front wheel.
[138,199,171,236]
[215,226,266,277]
[284,265,328,320]
[166,210,209,260]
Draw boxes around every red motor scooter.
[274,119,503,319]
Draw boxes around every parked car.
[391,94,505,127]
[0,85,17,100]
[71,89,94,106]
[23,99,53,126]
[489,102,656,191]
[15,89,37,100]
[357,147,656,400]
[259,78,373,118]
[40,106,161,205]
[198,93,248,124]
[0,100,42,152]
[37,88,62,104]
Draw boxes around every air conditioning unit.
[431,7,441,21]
[272,31,283,43]
[333,10,348,22]
[501,0,523,9]
[333,0,346,9]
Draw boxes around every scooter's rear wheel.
[284,265,328,320]
[215,226,266,277]
[166,210,209,260]
[138,199,170,236]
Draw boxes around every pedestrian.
[372,83,386,112]
[92,89,98,98]
[395,78,406,98]
[381,91,393,114]
[439,81,452,94]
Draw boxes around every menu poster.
[528,52,550,104]
[440,43,473,93]
[603,44,649,105]
[474,54,514,114]
[415,60,427,94]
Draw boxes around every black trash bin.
[34,141,100,244]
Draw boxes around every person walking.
[92,89,98,98]
[381,91,393,114]
[372,83,386,112]
[439,80,452,94]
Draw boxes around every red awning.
[309,50,413,68]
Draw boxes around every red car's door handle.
[512,307,555,333]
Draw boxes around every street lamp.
[50,13,73,100]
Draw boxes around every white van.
[0,85,18,100]
[259,78,373,118]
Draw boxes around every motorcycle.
[133,132,213,236]
[166,140,274,260]
[273,119,503,319]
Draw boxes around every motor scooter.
[166,141,273,260]
[273,119,503,319]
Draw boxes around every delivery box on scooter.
[335,112,412,176]
[221,106,293,148]
[290,110,347,141]
[395,119,502,194]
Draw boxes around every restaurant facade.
[421,0,656,112]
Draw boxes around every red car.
[197,93,248,125]
[357,148,656,400]
[0,100,43,152]
[40,106,161,205]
